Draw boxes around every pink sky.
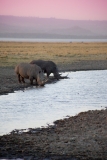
[0,0,107,20]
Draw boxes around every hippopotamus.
[15,63,47,86]
[30,60,61,79]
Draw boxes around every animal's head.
[37,67,48,86]
[54,72,62,80]
[54,68,61,80]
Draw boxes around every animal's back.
[30,60,57,71]
[30,60,45,68]
[15,63,36,78]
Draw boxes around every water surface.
[0,70,107,135]
[0,38,107,42]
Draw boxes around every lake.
[0,70,107,135]
[0,38,107,42]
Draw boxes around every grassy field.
[0,42,107,67]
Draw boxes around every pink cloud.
[0,0,107,20]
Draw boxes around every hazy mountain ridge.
[0,15,107,39]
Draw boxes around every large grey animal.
[30,60,61,79]
[15,63,47,86]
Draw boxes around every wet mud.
[0,109,107,159]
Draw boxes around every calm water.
[0,38,107,42]
[0,70,107,135]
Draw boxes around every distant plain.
[0,42,107,69]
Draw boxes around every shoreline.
[0,109,107,159]
[0,60,107,95]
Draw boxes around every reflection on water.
[0,70,107,135]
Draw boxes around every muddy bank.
[0,109,107,159]
[0,60,107,95]
[0,60,107,159]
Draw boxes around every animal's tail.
[15,65,19,74]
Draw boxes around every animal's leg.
[18,74,21,83]
[21,77,25,83]
[29,77,33,85]
[35,79,38,85]
[47,72,50,78]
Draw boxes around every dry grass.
[0,42,107,67]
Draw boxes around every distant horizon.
[0,0,107,21]
[0,15,107,21]
[0,14,107,39]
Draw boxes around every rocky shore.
[0,42,107,159]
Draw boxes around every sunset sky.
[0,0,107,20]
